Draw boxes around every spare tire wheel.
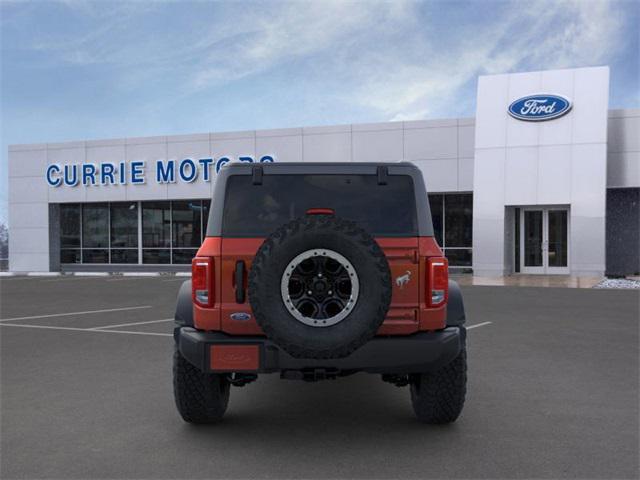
[248,214,392,359]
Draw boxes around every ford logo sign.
[230,312,251,321]
[508,94,572,121]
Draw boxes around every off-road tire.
[249,214,392,359]
[173,346,230,424]
[410,346,467,424]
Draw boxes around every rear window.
[222,174,417,237]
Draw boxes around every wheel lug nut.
[328,290,332,295]
[318,273,323,277]
[308,290,312,295]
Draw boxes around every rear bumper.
[175,326,464,374]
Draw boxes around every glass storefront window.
[58,199,240,265]
[60,249,81,264]
[428,194,443,247]
[548,210,568,267]
[202,200,211,233]
[171,200,204,264]
[83,249,109,264]
[444,194,473,248]
[172,201,201,248]
[142,202,171,248]
[111,203,138,248]
[60,204,81,248]
[171,248,198,264]
[428,193,473,268]
[444,248,472,267]
[111,249,138,264]
[142,249,170,264]
[82,204,109,248]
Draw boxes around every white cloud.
[189,1,415,90]
[8,0,630,121]
[21,1,416,93]
[351,0,626,121]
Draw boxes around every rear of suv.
[173,162,468,424]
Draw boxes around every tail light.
[427,257,448,307]
[192,257,213,307]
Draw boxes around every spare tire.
[248,214,391,359]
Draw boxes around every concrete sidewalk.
[452,274,603,288]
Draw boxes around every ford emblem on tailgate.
[508,94,572,121]
[230,312,251,321]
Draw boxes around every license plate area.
[209,344,260,371]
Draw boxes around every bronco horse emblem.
[395,270,412,289]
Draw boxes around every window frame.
[59,200,210,266]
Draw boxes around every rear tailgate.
[217,237,421,335]
[376,238,420,334]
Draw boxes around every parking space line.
[1,276,45,282]
[466,321,492,329]
[0,323,172,337]
[0,316,491,337]
[90,318,174,330]
[0,306,152,323]
[42,276,110,283]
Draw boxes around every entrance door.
[520,208,569,274]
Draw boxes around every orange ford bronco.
[173,162,467,423]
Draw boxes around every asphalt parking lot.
[1,276,638,479]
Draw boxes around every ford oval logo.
[508,94,572,121]
[230,312,251,321]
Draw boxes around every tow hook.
[226,373,258,387]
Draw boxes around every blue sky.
[1,0,638,224]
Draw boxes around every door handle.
[235,261,246,304]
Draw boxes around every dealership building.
[7,66,640,276]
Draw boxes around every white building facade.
[8,66,640,276]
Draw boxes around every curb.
[71,272,110,277]
[121,272,161,277]
[2,271,192,277]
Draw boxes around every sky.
[1,0,638,225]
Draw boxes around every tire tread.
[410,347,467,424]
[173,347,230,423]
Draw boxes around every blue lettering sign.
[119,161,127,184]
[130,161,145,184]
[64,164,78,186]
[215,157,231,173]
[157,159,175,183]
[199,158,213,182]
[82,164,97,186]
[101,162,116,185]
[46,164,61,187]
[179,159,197,182]
[46,154,276,187]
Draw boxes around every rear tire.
[410,346,467,424]
[173,346,230,424]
